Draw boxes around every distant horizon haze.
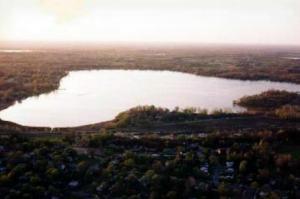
[1,41,300,50]
[0,0,300,45]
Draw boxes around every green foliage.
[275,105,300,120]
[239,160,247,173]
[218,182,229,196]
[88,132,114,147]
[110,105,233,128]
[0,129,299,198]
[46,168,60,180]
[236,90,300,109]
[123,158,135,168]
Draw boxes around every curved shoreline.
[0,69,300,129]
[1,67,299,112]
[0,46,300,129]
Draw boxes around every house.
[0,166,6,173]
[226,168,234,174]
[226,161,234,168]
[200,163,209,174]
[242,187,257,199]
[0,145,5,152]
[68,181,79,188]
[60,164,66,170]
[216,148,227,155]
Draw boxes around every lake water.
[0,70,299,128]
[0,49,33,53]
[283,57,300,60]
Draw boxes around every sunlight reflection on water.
[0,70,299,127]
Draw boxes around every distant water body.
[282,57,300,60]
[0,49,33,53]
[0,70,299,127]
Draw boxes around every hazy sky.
[0,0,299,45]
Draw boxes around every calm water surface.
[282,57,300,60]
[0,49,33,53]
[0,70,299,127]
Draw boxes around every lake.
[0,49,34,53]
[283,57,300,60]
[0,70,299,127]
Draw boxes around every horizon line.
[1,40,300,48]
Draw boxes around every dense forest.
[235,90,300,120]
[0,129,299,198]
[235,90,300,109]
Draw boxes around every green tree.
[239,160,247,173]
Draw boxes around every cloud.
[38,0,87,23]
